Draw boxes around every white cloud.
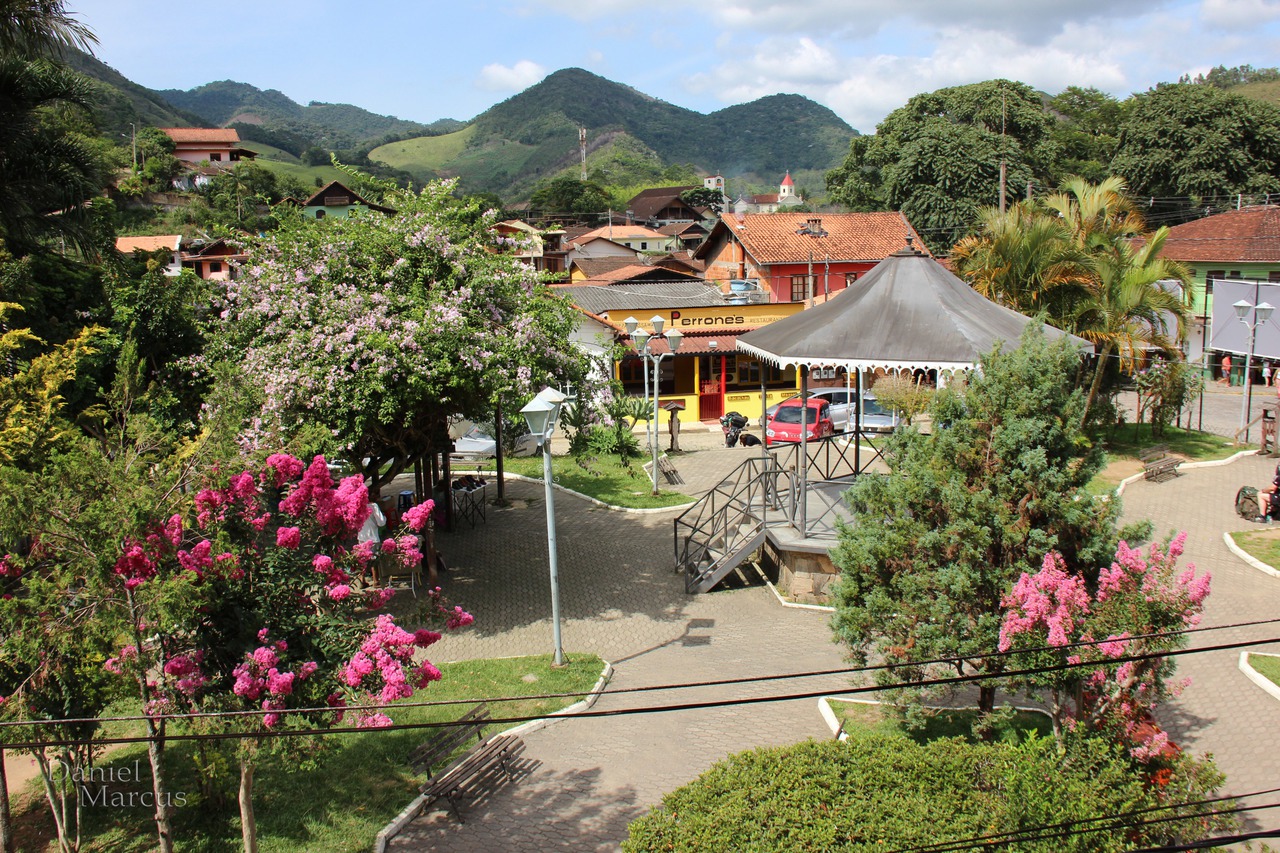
[476,60,548,92]
[1200,0,1280,28]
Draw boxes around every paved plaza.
[391,397,1280,851]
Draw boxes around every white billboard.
[1208,279,1280,360]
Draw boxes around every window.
[640,242,648,250]
[845,272,860,288]
[1268,272,1280,282]
[209,153,221,162]
[315,210,326,220]
[209,261,222,274]
[1206,270,1223,294]
[790,275,813,302]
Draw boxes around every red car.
[765,398,835,446]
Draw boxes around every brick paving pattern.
[392,415,1280,850]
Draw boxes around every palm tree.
[1070,227,1191,418]
[951,202,1094,321]
[0,0,96,59]
[0,56,106,255]
[1041,175,1147,247]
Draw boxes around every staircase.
[674,455,785,593]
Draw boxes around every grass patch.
[1248,653,1280,688]
[493,454,692,509]
[370,126,476,181]
[15,654,603,853]
[1229,528,1280,567]
[829,700,1052,745]
[1098,423,1238,462]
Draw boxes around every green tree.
[528,175,609,216]
[209,178,586,493]
[826,80,1052,252]
[831,327,1136,716]
[1046,87,1125,183]
[1111,83,1280,200]
[678,186,724,214]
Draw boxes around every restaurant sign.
[632,304,805,331]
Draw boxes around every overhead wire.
[4,617,1277,731]
[4,632,1278,750]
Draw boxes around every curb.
[1222,531,1280,578]
[765,580,835,612]
[373,660,614,853]
[1114,449,1257,497]
[1238,652,1280,703]
[474,472,695,515]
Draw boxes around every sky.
[76,0,1280,134]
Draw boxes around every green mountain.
[371,68,856,200]
[65,49,204,134]
[156,80,461,155]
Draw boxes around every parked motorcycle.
[720,411,749,447]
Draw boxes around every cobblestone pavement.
[392,429,1280,850]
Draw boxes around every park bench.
[409,703,524,823]
[643,453,685,485]
[1138,445,1180,483]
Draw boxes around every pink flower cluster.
[103,644,139,675]
[341,614,444,716]
[162,652,208,696]
[401,499,435,532]
[0,554,20,579]
[999,552,1090,651]
[277,456,370,538]
[231,636,318,728]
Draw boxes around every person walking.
[1222,353,1233,385]
[1265,361,1273,390]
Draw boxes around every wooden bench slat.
[408,704,491,773]
[409,702,525,824]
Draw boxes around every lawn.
[1229,528,1280,567]
[369,126,477,182]
[829,700,1052,744]
[492,454,693,510]
[10,654,603,853]
[1248,653,1280,688]
[1084,423,1238,495]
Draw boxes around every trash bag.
[1237,485,1262,520]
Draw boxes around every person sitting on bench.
[1260,464,1280,520]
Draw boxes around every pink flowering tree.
[103,453,472,853]
[207,177,585,495]
[998,532,1210,763]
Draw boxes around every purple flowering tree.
[104,453,472,853]
[998,532,1210,755]
[208,179,585,494]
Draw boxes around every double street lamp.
[520,386,567,666]
[1235,299,1275,442]
[623,315,683,496]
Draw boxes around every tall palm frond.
[0,0,96,59]
[1042,175,1147,248]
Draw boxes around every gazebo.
[735,238,1089,532]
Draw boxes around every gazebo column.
[799,365,809,534]
[855,369,862,475]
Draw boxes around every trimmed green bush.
[623,732,1228,852]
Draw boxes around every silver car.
[764,389,899,433]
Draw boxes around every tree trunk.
[977,684,996,715]
[1,747,14,853]
[1082,342,1114,424]
[238,749,257,853]
[144,719,174,853]
[33,752,70,853]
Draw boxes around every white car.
[450,426,540,460]
[764,389,899,433]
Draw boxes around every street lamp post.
[624,315,683,495]
[795,218,828,308]
[520,386,568,666]
[1235,298,1274,442]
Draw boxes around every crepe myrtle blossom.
[999,533,1209,761]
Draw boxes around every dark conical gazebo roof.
[736,241,1088,372]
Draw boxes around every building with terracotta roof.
[181,238,247,281]
[732,172,804,214]
[159,128,257,166]
[624,186,711,226]
[695,211,927,304]
[116,234,183,276]
[1157,206,1280,317]
[572,224,676,253]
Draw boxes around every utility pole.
[579,127,587,181]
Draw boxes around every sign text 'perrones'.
[670,311,746,327]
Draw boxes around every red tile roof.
[719,212,927,264]
[1158,206,1280,263]
[160,128,241,145]
[116,235,180,253]
[576,224,670,243]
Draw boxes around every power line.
[879,786,1280,853]
[4,633,1277,751]
[6,617,1277,731]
